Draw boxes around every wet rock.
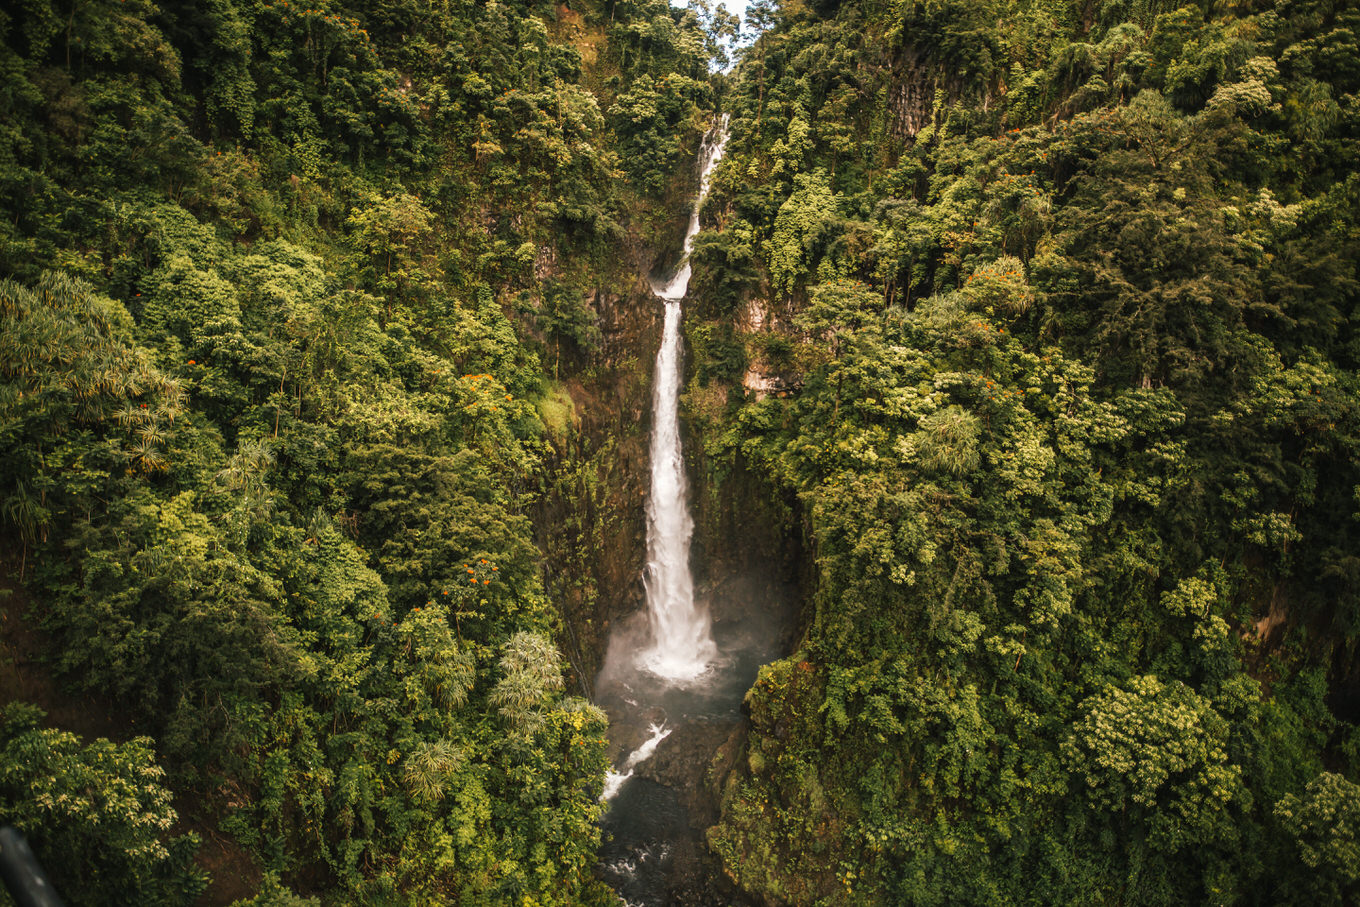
[664,832,756,907]
[635,720,745,826]
[607,706,669,763]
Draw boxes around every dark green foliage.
[608,72,712,195]
[689,222,761,316]
[0,704,205,906]
[693,0,1360,902]
[521,278,604,378]
[7,0,1357,901]
[1276,772,1360,903]
[0,0,719,902]
[688,321,747,385]
[227,872,319,907]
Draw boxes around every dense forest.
[0,0,723,901]
[690,0,1360,903]
[1,0,1358,904]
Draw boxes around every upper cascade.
[651,114,731,302]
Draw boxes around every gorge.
[593,115,792,906]
[1,0,1359,904]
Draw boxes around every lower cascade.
[600,723,671,801]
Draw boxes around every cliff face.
[889,46,938,141]
[532,168,811,907]
[537,284,808,680]
[534,270,662,692]
[659,0,1360,903]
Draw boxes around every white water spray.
[640,116,729,682]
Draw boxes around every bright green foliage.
[0,704,204,906]
[0,272,184,544]
[768,170,840,294]
[346,191,438,302]
[1064,674,1244,852]
[228,872,319,907]
[0,0,720,901]
[1276,772,1360,903]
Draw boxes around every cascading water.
[650,115,728,303]
[601,723,671,801]
[638,115,728,683]
[599,117,729,810]
[596,115,790,906]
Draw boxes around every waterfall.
[639,115,729,682]
[595,120,795,901]
[651,115,729,303]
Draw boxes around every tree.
[1276,772,1360,903]
[346,192,438,311]
[768,170,840,295]
[1034,90,1254,392]
[0,704,204,906]
[490,630,566,730]
[1064,674,1244,853]
[522,279,602,378]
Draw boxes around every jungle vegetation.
[0,0,722,902]
[689,0,1360,904]
[2,0,1360,903]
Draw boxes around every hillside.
[689,0,1360,903]
[0,0,723,902]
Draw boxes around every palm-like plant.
[489,632,566,730]
[215,438,277,519]
[402,738,467,803]
[499,630,566,693]
[916,405,982,476]
[432,647,476,709]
